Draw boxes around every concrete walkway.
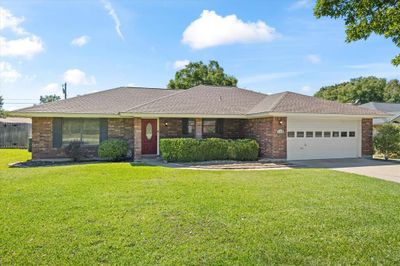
[290,158,400,183]
[137,158,291,170]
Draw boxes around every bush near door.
[160,138,259,162]
[98,140,129,161]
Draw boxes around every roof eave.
[120,112,248,119]
[247,112,391,119]
[8,111,121,118]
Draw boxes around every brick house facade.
[17,85,384,161]
[30,116,373,160]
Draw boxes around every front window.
[182,118,195,136]
[62,119,100,145]
[203,119,217,134]
[202,119,224,135]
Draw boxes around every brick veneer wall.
[159,118,184,138]
[243,117,287,159]
[159,118,245,139]
[32,117,61,160]
[361,118,373,157]
[32,117,136,160]
[108,118,134,158]
[133,118,141,160]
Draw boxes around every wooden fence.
[0,122,32,149]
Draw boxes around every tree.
[314,0,400,66]
[167,60,238,89]
[40,94,61,104]
[383,79,400,103]
[314,76,386,104]
[374,123,400,160]
[0,96,5,118]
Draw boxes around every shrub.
[160,138,259,162]
[98,139,129,161]
[227,139,259,161]
[374,123,400,160]
[65,141,84,162]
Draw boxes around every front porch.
[132,117,287,160]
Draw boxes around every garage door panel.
[287,118,360,160]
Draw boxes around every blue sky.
[0,0,399,110]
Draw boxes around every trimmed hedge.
[98,139,129,161]
[160,138,259,162]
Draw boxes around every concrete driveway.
[290,158,400,183]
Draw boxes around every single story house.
[360,102,400,132]
[10,85,387,161]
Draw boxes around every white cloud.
[0,7,44,59]
[173,60,190,70]
[71,35,90,47]
[0,36,44,58]
[101,0,124,39]
[182,10,278,49]
[240,71,301,84]
[42,83,60,94]
[306,54,321,64]
[0,7,26,34]
[289,0,312,10]
[0,61,21,82]
[63,69,96,86]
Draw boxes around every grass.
[0,148,31,170]
[1,150,400,265]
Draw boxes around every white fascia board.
[8,112,121,118]
[248,112,390,119]
[120,112,247,119]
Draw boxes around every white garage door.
[287,117,361,160]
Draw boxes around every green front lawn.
[0,148,31,170]
[1,150,400,265]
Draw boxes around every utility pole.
[62,83,67,99]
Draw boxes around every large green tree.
[40,94,61,104]
[315,76,388,104]
[314,0,400,66]
[167,60,238,89]
[383,79,400,103]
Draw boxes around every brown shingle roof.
[14,87,178,114]
[126,85,266,115]
[248,91,387,116]
[11,86,387,117]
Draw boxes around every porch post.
[195,118,202,139]
[133,117,142,160]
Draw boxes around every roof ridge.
[247,91,288,115]
[268,91,290,112]
[122,89,187,113]
[190,84,268,96]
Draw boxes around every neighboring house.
[0,117,32,149]
[361,102,400,131]
[10,85,387,161]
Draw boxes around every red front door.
[141,119,157,154]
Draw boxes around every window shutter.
[217,119,224,135]
[100,118,108,143]
[52,118,62,148]
[182,118,188,135]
